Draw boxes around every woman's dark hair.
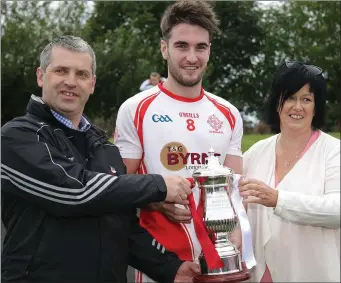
[265,61,327,133]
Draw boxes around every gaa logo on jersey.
[152,114,173,123]
[160,142,221,171]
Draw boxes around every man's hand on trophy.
[174,261,200,282]
[164,176,192,205]
[146,202,192,223]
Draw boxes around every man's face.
[36,46,96,119]
[150,75,160,86]
[161,23,210,87]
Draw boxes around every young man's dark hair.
[160,0,220,41]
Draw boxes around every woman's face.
[279,83,315,132]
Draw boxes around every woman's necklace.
[283,152,301,167]
[277,131,313,167]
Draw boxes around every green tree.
[83,2,173,119]
[252,1,340,131]
[205,2,264,112]
[1,1,87,124]
[83,1,264,122]
[2,1,339,133]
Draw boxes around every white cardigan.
[243,131,340,282]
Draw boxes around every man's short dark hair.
[265,61,327,132]
[160,0,219,41]
[40,35,96,75]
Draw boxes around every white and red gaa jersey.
[115,82,243,276]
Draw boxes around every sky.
[257,1,285,8]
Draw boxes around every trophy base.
[193,262,250,283]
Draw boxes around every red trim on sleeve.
[186,178,224,270]
[136,271,142,283]
[140,183,201,262]
[139,209,195,261]
[137,159,148,174]
[205,95,236,130]
[158,82,204,103]
[133,91,160,148]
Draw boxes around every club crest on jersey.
[160,142,220,171]
[207,114,223,134]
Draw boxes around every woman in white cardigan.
[239,61,340,282]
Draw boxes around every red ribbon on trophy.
[187,178,224,271]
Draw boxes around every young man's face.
[36,46,96,120]
[161,23,210,87]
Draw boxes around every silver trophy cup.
[192,148,245,279]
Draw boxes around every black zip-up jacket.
[1,96,183,282]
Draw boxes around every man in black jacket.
[1,35,199,282]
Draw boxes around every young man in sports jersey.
[115,1,246,282]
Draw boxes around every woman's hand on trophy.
[238,178,278,207]
[159,202,192,224]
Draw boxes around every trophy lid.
[192,147,234,178]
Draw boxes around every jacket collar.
[26,95,109,143]
[29,95,90,131]
[27,95,58,125]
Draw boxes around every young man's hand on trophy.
[146,176,192,223]
[174,261,201,282]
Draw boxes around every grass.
[242,132,340,152]
[110,132,340,153]
[241,134,272,153]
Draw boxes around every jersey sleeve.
[226,109,243,157]
[114,98,143,159]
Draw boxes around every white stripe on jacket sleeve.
[1,165,118,204]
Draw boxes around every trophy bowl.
[192,148,250,283]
